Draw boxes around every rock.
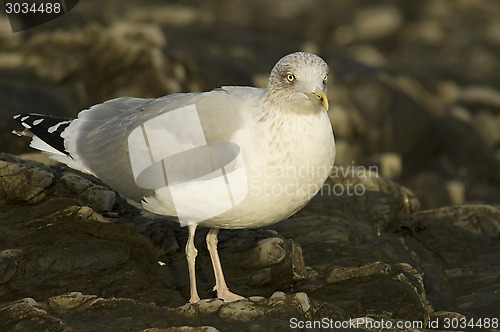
[399,204,500,316]
[61,172,116,212]
[61,172,92,193]
[293,292,311,313]
[81,185,116,213]
[242,237,287,269]
[449,105,472,123]
[326,262,391,283]
[0,193,183,308]
[412,204,500,237]
[343,44,388,67]
[1,19,203,156]
[372,152,402,178]
[0,249,22,284]
[0,298,68,331]
[326,165,420,215]
[129,4,202,27]
[46,292,101,313]
[218,300,264,322]
[310,261,432,322]
[219,234,306,295]
[407,19,445,45]
[0,155,116,212]
[445,180,466,205]
[176,299,224,316]
[193,299,225,314]
[248,296,265,303]
[143,327,219,332]
[47,205,110,223]
[472,111,500,147]
[268,291,287,304]
[437,80,461,105]
[353,5,404,40]
[333,140,362,165]
[460,85,500,109]
[19,152,60,166]
[0,161,54,203]
[404,171,451,209]
[16,22,200,101]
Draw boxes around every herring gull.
[13,52,335,303]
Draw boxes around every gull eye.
[286,74,295,82]
[323,75,328,84]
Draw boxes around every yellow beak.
[305,87,329,110]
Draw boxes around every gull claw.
[217,290,245,302]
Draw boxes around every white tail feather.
[29,136,66,156]
[29,136,95,176]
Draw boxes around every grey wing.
[62,90,248,203]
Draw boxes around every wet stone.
[46,292,101,313]
[293,292,311,313]
[143,327,220,332]
[81,185,116,213]
[218,300,265,322]
[267,291,287,304]
[193,299,225,315]
[245,237,286,269]
[0,298,68,331]
[0,161,54,203]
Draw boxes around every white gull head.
[265,52,330,112]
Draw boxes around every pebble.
[0,162,54,202]
[61,172,116,212]
[194,299,224,314]
[445,180,465,205]
[61,172,91,193]
[248,296,265,302]
[268,291,287,304]
[460,85,500,108]
[1,297,47,315]
[19,152,60,166]
[143,327,219,332]
[47,292,100,313]
[344,44,387,67]
[353,5,404,40]
[247,237,286,269]
[76,206,110,223]
[472,112,500,147]
[327,262,390,283]
[374,152,402,178]
[218,300,264,322]
[293,292,311,313]
[81,185,116,213]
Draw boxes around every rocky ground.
[1,0,500,331]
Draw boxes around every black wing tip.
[13,113,71,119]
[13,113,73,156]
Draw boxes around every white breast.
[197,109,335,229]
[141,104,335,229]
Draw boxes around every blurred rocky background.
[1,0,500,331]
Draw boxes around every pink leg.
[186,224,200,303]
[206,228,244,302]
